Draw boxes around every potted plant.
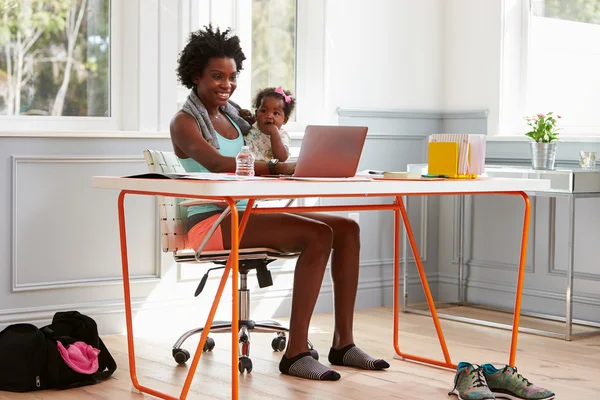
[524,112,561,170]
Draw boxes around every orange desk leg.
[393,196,455,369]
[118,191,176,399]
[118,191,254,400]
[392,192,531,370]
[509,192,531,367]
[180,198,254,400]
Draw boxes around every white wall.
[443,0,503,135]
[325,0,444,117]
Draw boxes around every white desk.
[407,164,600,341]
[93,175,550,400]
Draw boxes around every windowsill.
[489,135,600,143]
[0,131,172,139]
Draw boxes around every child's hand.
[262,123,279,137]
[240,109,256,125]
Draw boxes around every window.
[1,0,323,134]
[177,0,324,133]
[250,0,297,120]
[0,0,110,118]
[501,0,600,136]
[528,0,600,134]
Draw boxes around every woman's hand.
[275,161,296,176]
[239,109,256,125]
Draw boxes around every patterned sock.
[279,352,341,381]
[328,344,390,370]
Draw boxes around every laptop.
[293,125,368,178]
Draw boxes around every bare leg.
[297,213,360,349]
[299,213,389,371]
[221,212,333,357]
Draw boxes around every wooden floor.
[2,307,599,399]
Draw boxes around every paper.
[125,172,277,181]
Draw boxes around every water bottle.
[235,146,255,176]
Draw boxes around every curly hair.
[177,25,246,89]
[252,87,296,118]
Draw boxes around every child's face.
[256,96,288,132]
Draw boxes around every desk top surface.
[92,175,550,199]
[408,163,600,194]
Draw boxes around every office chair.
[143,149,315,373]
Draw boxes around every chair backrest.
[143,149,189,253]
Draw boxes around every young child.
[245,86,295,162]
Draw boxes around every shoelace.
[504,366,532,386]
[471,366,488,388]
[449,365,489,395]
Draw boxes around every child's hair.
[252,87,296,118]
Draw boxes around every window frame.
[499,0,600,139]
[0,0,326,137]
[0,0,122,134]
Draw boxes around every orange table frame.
[116,189,530,400]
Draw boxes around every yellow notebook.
[428,142,458,176]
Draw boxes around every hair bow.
[275,86,293,104]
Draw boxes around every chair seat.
[173,248,299,263]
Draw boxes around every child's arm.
[263,125,290,161]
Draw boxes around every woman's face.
[194,57,238,108]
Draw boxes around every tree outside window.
[250,0,296,120]
[0,0,110,117]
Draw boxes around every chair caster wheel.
[172,348,190,364]
[203,337,215,352]
[271,336,286,352]
[238,357,253,373]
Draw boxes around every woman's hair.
[252,87,296,118]
[177,25,246,89]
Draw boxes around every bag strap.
[92,337,116,381]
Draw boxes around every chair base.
[171,319,290,371]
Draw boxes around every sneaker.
[448,362,496,400]
[482,364,555,400]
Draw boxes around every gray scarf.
[181,89,252,150]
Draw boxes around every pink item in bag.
[56,341,100,374]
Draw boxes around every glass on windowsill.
[579,151,597,170]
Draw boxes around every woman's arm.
[170,112,294,175]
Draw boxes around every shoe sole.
[450,388,495,400]
[492,392,555,400]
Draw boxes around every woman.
[170,25,389,381]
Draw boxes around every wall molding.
[11,155,161,292]
[364,133,430,140]
[487,157,579,167]
[336,107,488,120]
[467,259,534,273]
[451,194,534,272]
[437,273,600,307]
[548,269,600,282]
[0,272,428,329]
[177,255,429,284]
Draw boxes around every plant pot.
[530,141,557,170]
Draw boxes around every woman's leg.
[294,213,360,348]
[298,212,389,371]
[221,212,341,380]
